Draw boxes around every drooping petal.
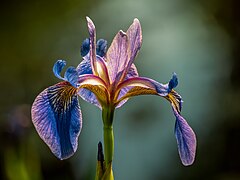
[31,82,82,160]
[165,90,183,113]
[53,60,67,80]
[106,30,130,85]
[173,108,196,166]
[115,72,196,165]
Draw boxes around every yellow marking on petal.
[165,90,181,113]
[80,79,105,86]
[115,87,157,106]
[96,60,110,86]
[80,84,109,106]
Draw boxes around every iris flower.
[31,17,196,178]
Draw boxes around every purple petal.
[116,76,170,99]
[106,30,130,85]
[124,18,142,73]
[31,82,82,159]
[173,108,196,166]
[116,64,139,108]
[86,17,98,75]
[115,74,181,108]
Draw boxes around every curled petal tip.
[119,30,127,36]
[53,60,67,80]
[169,73,178,90]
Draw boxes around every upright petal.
[123,18,142,76]
[31,82,82,160]
[86,17,98,76]
[173,108,196,166]
[106,30,130,85]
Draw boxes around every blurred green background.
[1,0,239,179]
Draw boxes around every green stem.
[102,107,115,165]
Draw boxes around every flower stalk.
[101,107,115,179]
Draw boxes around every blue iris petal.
[80,38,107,57]
[31,82,82,160]
[173,109,196,166]
[78,88,101,108]
[77,58,93,75]
[81,38,90,57]
[168,72,178,90]
[64,66,79,87]
[96,39,107,57]
[53,60,67,80]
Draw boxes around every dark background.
[0,0,240,179]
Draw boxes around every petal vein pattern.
[31,82,82,160]
[174,108,196,166]
[106,30,130,85]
